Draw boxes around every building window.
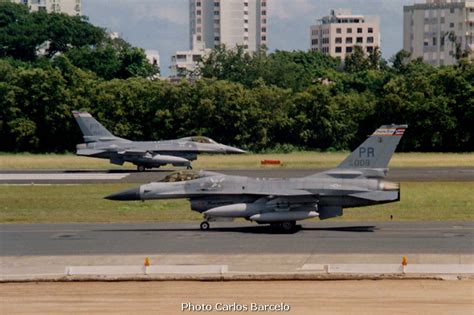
[367,46,374,53]
[214,2,219,6]
[357,28,363,33]
[356,37,363,44]
[335,37,342,44]
[197,10,201,15]
[193,55,202,62]
[336,28,342,34]
[244,19,248,24]
[197,35,202,41]
[450,22,454,28]
[433,37,437,46]
[196,1,201,6]
[261,27,266,32]
[367,37,374,44]
[244,2,248,6]
[244,28,248,32]
[262,36,266,41]
[244,36,249,41]
[368,27,373,33]
[346,37,353,44]
[346,47,353,53]
[262,1,266,7]
[214,36,220,41]
[214,11,219,16]
[347,28,352,34]
[424,39,429,46]
[312,39,318,45]
[335,47,342,53]
[450,8,455,14]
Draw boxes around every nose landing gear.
[200,221,210,231]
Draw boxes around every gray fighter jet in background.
[73,111,245,171]
[106,125,407,231]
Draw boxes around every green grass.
[1,152,473,169]
[0,182,472,223]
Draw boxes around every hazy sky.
[84,0,416,75]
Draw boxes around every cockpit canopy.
[160,170,203,183]
[180,136,217,144]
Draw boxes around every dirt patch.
[1,280,472,315]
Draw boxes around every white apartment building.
[310,9,380,60]
[403,0,474,66]
[189,0,267,52]
[145,50,160,69]
[13,0,82,16]
[170,40,211,78]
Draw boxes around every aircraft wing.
[76,149,106,156]
[117,150,149,156]
[263,195,318,210]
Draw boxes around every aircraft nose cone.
[105,187,141,201]
[225,146,246,154]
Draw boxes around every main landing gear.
[137,165,146,172]
[200,221,210,231]
[270,221,296,232]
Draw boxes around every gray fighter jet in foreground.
[106,125,407,231]
[72,111,245,171]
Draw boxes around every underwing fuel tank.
[250,211,319,223]
[151,154,190,165]
[204,203,267,218]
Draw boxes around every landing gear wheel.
[137,165,146,172]
[281,221,296,232]
[200,221,210,231]
[187,165,193,170]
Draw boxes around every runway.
[1,222,472,256]
[1,167,473,183]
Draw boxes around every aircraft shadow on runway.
[63,169,172,174]
[95,225,377,235]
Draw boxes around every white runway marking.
[0,173,130,181]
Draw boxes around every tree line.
[0,2,472,153]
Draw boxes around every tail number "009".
[352,159,371,167]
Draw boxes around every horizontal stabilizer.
[349,191,399,202]
[324,168,389,179]
[83,136,123,143]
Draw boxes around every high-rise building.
[310,9,380,60]
[12,0,82,16]
[189,0,267,52]
[403,0,474,66]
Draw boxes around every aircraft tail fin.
[72,111,118,143]
[336,125,407,169]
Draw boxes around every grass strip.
[0,182,472,223]
[1,152,473,169]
